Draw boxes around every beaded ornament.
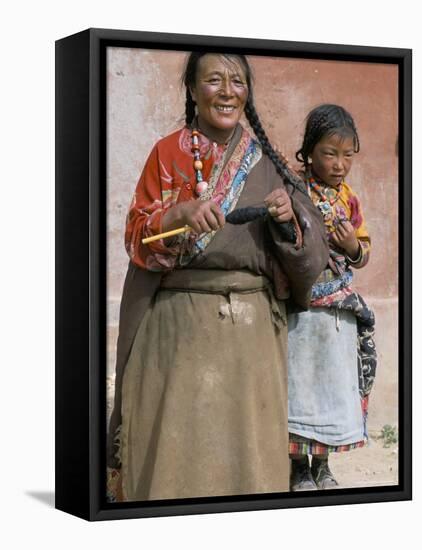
[191,130,208,196]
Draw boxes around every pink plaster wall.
[106,48,398,429]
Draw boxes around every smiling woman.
[189,55,249,143]
[106,51,329,502]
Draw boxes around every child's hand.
[331,220,360,259]
[265,188,294,223]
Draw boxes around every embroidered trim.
[311,268,353,300]
[180,133,262,264]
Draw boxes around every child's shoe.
[311,457,339,489]
[290,457,318,491]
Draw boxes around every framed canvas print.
[55,28,412,521]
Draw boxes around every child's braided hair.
[182,52,307,195]
[296,104,360,167]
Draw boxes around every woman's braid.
[185,89,196,125]
[245,100,308,196]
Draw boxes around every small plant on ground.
[380,424,398,448]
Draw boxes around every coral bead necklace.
[308,176,342,219]
[191,124,237,198]
[191,130,209,196]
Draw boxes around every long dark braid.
[182,51,307,196]
[244,100,307,196]
[183,52,205,126]
[185,88,196,125]
[296,104,360,167]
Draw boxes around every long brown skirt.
[120,271,289,501]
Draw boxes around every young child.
[288,104,377,491]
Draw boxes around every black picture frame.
[55,27,412,521]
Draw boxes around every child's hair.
[295,104,360,167]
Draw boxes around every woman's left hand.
[265,188,293,223]
[331,220,360,259]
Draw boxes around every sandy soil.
[328,432,398,488]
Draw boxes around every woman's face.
[190,54,249,143]
[310,133,355,188]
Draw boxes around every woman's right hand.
[162,199,225,235]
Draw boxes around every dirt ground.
[328,431,398,488]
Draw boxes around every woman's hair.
[182,52,306,195]
[295,104,360,167]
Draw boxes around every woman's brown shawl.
[107,154,329,468]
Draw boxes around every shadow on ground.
[26,491,55,508]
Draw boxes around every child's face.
[310,133,355,188]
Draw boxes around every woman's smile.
[214,105,236,112]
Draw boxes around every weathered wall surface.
[107,48,398,430]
